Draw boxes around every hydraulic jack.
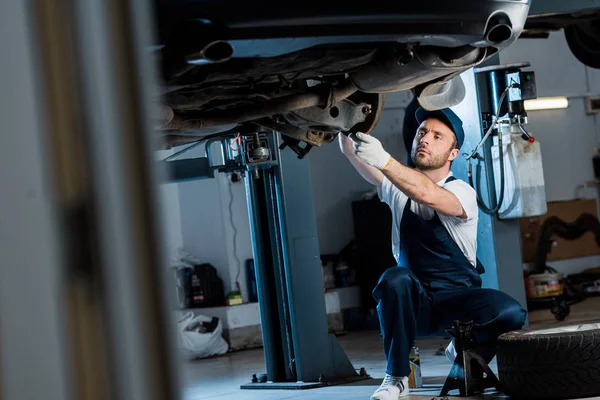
[440,320,500,397]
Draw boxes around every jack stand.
[440,321,500,397]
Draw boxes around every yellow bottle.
[408,345,423,388]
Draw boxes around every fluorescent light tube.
[524,97,569,111]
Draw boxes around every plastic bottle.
[491,124,547,219]
[408,345,423,388]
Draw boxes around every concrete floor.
[181,297,600,400]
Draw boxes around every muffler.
[349,45,487,93]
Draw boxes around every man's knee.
[372,267,413,300]
[496,295,527,332]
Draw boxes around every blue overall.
[372,176,527,377]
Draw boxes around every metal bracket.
[278,135,313,159]
[162,135,250,182]
[164,157,215,182]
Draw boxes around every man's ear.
[448,148,459,161]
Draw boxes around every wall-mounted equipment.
[467,62,547,219]
[585,96,600,115]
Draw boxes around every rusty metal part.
[347,92,385,135]
[304,130,337,146]
[161,80,358,130]
[285,130,337,147]
[253,119,337,147]
[283,99,369,133]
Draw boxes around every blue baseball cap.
[415,107,465,149]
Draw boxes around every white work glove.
[350,132,391,170]
[338,132,354,156]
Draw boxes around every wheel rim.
[524,323,600,335]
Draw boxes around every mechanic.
[339,107,527,400]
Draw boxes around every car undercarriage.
[154,1,531,157]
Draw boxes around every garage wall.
[175,146,253,301]
[156,147,253,301]
[156,149,184,264]
[498,31,600,275]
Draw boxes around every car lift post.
[241,132,367,389]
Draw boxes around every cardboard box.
[519,198,600,263]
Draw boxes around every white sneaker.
[445,340,457,365]
[370,374,409,400]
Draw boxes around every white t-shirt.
[377,171,478,268]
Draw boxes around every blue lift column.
[241,132,364,389]
[449,65,528,313]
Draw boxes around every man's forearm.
[348,132,465,217]
[339,134,383,187]
[381,157,435,202]
[382,157,465,217]
[344,151,384,187]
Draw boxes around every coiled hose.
[468,131,505,215]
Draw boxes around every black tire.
[497,322,600,399]
[565,21,600,69]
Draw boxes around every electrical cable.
[230,135,242,151]
[464,85,513,161]
[517,119,530,139]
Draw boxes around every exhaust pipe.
[159,80,358,130]
[186,40,234,65]
[485,13,513,44]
